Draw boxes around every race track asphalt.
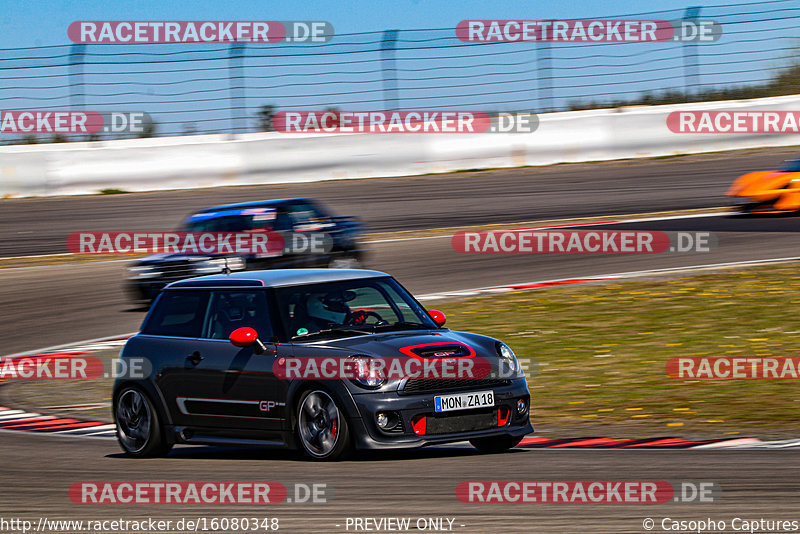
[0,431,797,533]
[1,147,799,532]
[2,146,798,257]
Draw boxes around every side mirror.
[429,310,447,327]
[229,327,259,347]
[229,327,273,355]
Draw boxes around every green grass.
[8,263,800,439]
[440,263,800,439]
[98,188,129,195]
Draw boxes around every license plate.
[434,390,494,413]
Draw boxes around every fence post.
[69,44,86,140]
[682,6,702,98]
[229,42,246,134]
[381,29,399,111]
[537,41,553,112]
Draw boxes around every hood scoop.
[400,342,475,359]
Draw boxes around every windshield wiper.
[370,321,431,331]
[291,327,373,340]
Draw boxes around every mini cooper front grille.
[400,378,509,395]
[426,408,498,435]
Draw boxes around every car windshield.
[780,158,800,172]
[182,215,253,233]
[274,277,437,341]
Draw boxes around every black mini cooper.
[113,269,532,460]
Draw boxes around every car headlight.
[194,259,224,274]
[348,355,386,389]
[195,256,246,274]
[496,342,523,378]
[126,265,158,278]
[224,256,246,270]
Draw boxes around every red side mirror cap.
[429,310,446,327]
[229,327,259,347]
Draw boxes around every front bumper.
[347,378,532,450]
[732,199,794,214]
[126,279,170,303]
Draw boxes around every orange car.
[727,158,800,213]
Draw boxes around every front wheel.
[114,387,172,458]
[296,389,352,461]
[469,435,523,453]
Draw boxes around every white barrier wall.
[2,94,800,197]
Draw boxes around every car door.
[242,207,287,271]
[172,289,291,433]
[283,201,335,267]
[143,289,210,427]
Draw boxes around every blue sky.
[1,0,796,137]
[1,0,772,47]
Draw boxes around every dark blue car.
[125,198,365,303]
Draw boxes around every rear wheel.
[296,389,352,460]
[469,435,523,453]
[114,387,171,458]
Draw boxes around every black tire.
[469,435,523,453]
[295,389,353,461]
[114,386,172,458]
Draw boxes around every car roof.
[184,198,316,223]
[196,198,313,213]
[166,269,390,289]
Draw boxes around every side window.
[348,286,403,323]
[377,283,417,322]
[142,291,208,337]
[273,208,293,231]
[211,216,250,232]
[287,203,325,230]
[202,290,274,341]
[184,215,250,232]
[248,208,278,231]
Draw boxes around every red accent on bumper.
[412,415,427,435]
[498,407,510,427]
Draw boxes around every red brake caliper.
[331,419,338,439]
